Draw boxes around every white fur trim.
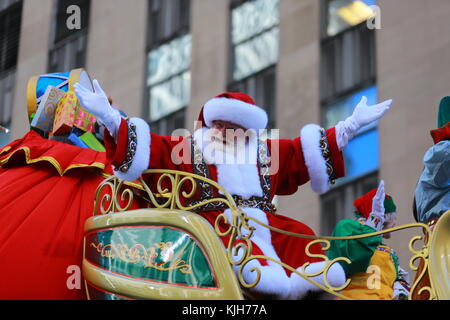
[300,124,330,195]
[288,261,346,299]
[114,117,150,182]
[236,259,292,299]
[224,208,279,262]
[224,207,347,299]
[225,207,291,298]
[203,97,268,129]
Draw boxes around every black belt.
[189,195,277,214]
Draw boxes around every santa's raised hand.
[336,96,392,150]
[353,96,391,128]
[74,79,121,137]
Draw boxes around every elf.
[327,181,410,300]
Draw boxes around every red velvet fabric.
[0,131,112,300]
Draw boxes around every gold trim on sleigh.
[92,169,444,300]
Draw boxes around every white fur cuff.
[300,124,331,195]
[114,117,151,182]
[289,261,346,299]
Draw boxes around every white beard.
[193,127,263,199]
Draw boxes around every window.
[320,0,377,104]
[320,0,379,234]
[146,0,191,135]
[0,0,22,147]
[228,0,279,129]
[148,0,190,47]
[48,0,91,72]
[320,23,376,105]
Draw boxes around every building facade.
[2,0,450,274]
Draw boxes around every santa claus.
[74,80,392,299]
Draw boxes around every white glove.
[336,96,392,150]
[73,79,122,137]
[365,180,386,231]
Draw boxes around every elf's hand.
[365,180,386,231]
[393,267,411,300]
[74,79,121,136]
[393,280,410,300]
[336,96,392,150]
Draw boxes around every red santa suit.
[103,92,347,299]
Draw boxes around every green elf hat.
[437,96,450,128]
[353,188,397,220]
[431,96,450,144]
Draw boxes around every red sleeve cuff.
[327,127,345,179]
[104,118,128,167]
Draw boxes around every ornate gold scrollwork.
[408,233,437,300]
[90,241,192,274]
[94,170,437,300]
[94,175,137,214]
[94,170,238,215]
[244,216,436,300]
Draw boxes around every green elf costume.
[327,181,410,300]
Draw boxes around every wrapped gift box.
[79,131,106,152]
[74,106,96,133]
[52,91,77,135]
[30,86,66,133]
[68,132,89,149]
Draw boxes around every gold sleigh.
[83,169,450,300]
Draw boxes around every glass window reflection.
[149,71,190,121]
[326,0,377,37]
[340,128,379,183]
[148,34,191,86]
[233,28,279,81]
[231,0,279,45]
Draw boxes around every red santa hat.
[197,92,268,130]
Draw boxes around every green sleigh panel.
[83,209,243,300]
